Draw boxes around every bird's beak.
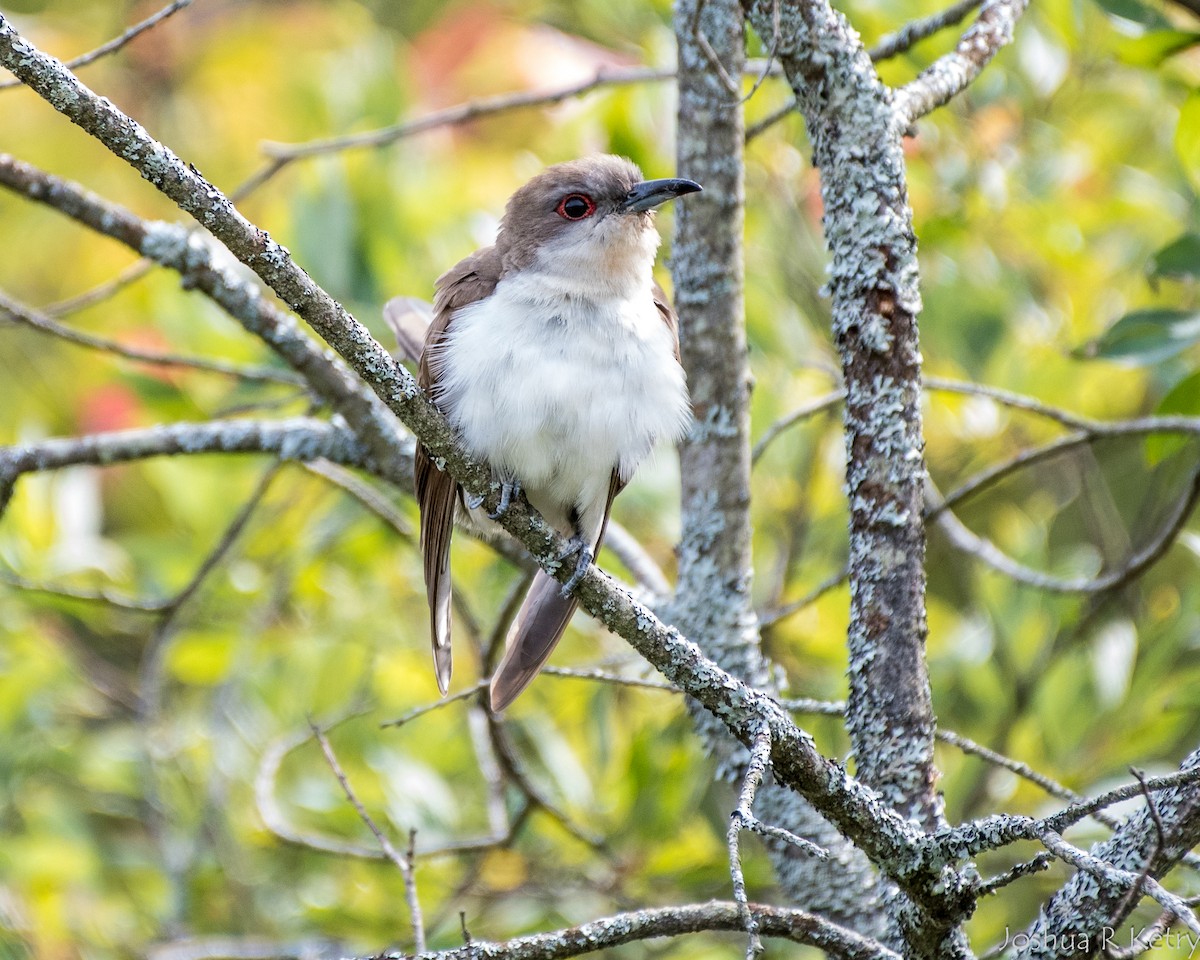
[622,178,703,213]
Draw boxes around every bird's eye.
[556,193,596,220]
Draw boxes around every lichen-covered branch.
[0,154,407,485]
[892,0,1031,125]
[739,0,960,953]
[0,287,302,384]
[742,0,941,832]
[388,901,901,960]
[673,0,763,708]
[674,0,885,930]
[1013,755,1200,960]
[0,418,368,496]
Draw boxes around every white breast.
[429,271,689,536]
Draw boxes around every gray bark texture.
[672,0,885,933]
[1018,748,1200,959]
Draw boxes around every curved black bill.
[622,177,704,212]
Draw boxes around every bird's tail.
[382,296,434,365]
[489,571,578,711]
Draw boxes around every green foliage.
[3,0,1200,956]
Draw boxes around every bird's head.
[497,155,702,296]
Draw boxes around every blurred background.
[1,0,1199,955]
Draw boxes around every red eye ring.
[556,193,596,220]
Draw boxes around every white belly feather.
[429,271,689,537]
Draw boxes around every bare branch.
[0,567,171,613]
[256,720,387,860]
[892,0,1031,126]
[751,389,843,464]
[867,0,984,62]
[927,470,1200,594]
[42,257,154,316]
[541,665,680,691]
[0,0,193,91]
[311,723,425,952]
[1039,831,1200,935]
[303,460,414,539]
[0,154,409,486]
[378,901,901,960]
[260,66,673,162]
[138,464,282,722]
[0,418,368,490]
[0,287,304,385]
[601,519,672,598]
[758,567,848,629]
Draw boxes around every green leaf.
[1146,370,1200,464]
[1091,0,1172,29]
[1147,233,1200,283]
[1081,309,1200,364]
[1116,29,1200,66]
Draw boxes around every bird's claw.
[464,491,485,510]
[557,537,593,597]
[488,480,521,520]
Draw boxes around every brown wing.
[489,471,626,711]
[651,279,682,363]
[414,246,504,694]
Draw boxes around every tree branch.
[0,418,368,509]
[0,153,409,486]
[0,286,304,385]
[892,0,1031,126]
[380,901,901,960]
[0,0,193,91]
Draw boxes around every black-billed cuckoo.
[384,155,701,711]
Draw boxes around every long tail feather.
[489,571,578,711]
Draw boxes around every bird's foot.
[464,491,485,510]
[488,479,521,520]
[557,536,593,597]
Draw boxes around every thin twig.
[1106,768,1168,928]
[138,464,282,722]
[867,0,985,61]
[261,66,673,161]
[0,0,193,91]
[0,567,170,612]
[928,470,1200,594]
[42,258,155,316]
[303,459,413,538]
[977,853,1054,897]
[541,665,680,691]
[0,287,305,385]
[310,722,426,952]
[727,726,772,959]
[751,389,844,464]
[758,567,848,629]
[381,682,489,729]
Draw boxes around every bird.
[384,155,700,711]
